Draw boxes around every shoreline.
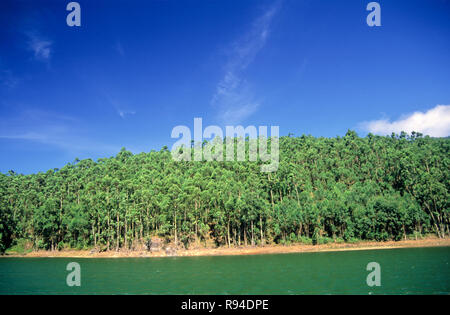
[3,237,449,258]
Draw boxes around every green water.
[0,247,449,294]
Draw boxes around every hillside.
[0,131,448,253]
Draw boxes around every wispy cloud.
[114,41,125,56]
[117,109,136,118]
[211,2,281,124]
[0,109,120,155]
[0,132,47,142]
[104,94,136,119]
[0,70,20,89]
[359,105,450,137]
[26,31,52,61]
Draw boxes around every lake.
[0,247,449,294]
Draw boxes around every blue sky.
[1,0,449,174]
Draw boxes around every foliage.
[0,131,448,252]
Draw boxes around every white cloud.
[104,94,136,119]
[117,109,136,119]
[115,41,125,56]
[0,109,120,155]
[359,105,450,137]
[26,32,52,61]
[211,2,280,124]
[0,132,47,141]
[0,70,20,89]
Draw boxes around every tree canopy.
[0,131,448,252]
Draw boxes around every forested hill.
[0,131,448,253]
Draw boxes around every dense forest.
[0,131,448,253]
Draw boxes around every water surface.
[1,247,449,294]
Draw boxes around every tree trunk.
[227,219,231,248]
[251,220,254,246]
[259,214,264,246]
[244,224,247,246]
[174,209,177,247]
[116,212,120,251]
